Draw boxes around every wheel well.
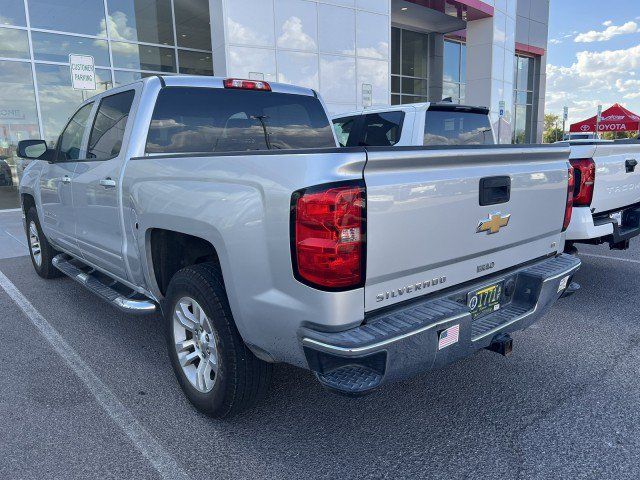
[149,229,220,296]
[21,194,35,216]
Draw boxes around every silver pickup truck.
[18,76,580,417]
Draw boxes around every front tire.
[26,207,61,279]
[164,263,272,418]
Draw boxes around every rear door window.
[332,116,358,147]
[87,90,136,160]
[360,111,404,147]
[424,108,494,145]
[146,87,336,154]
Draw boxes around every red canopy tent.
[570,103,640,133]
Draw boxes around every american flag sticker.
[438,324,460,350]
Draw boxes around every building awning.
[393,0,493,34]
[570,103,640,133]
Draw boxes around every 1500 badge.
[376,276,447,302]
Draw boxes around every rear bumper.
[301,254,581,395]
[566,205,640,248]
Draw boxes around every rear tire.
[164,263,272,418]
[26,207,62,279]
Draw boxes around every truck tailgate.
[363,145,571,311]
[588,143,640,213]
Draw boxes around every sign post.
[362,83,373,109]
[596,104,602,139]
[563,106,568,140]
[498,100,505,144]
[69,54,96,101]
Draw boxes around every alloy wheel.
[173,296,219,393]
[29,221,42,267]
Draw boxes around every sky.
[546,0,640,125]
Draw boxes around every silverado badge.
[477,213,511,234]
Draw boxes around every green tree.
[543,113,563,143]
[601,131,639,140]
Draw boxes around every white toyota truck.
[18,77,580,417]
[332,102,495,148]
[563,139,640,251]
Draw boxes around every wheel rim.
[29,221,42,267]
[173,296,219,393]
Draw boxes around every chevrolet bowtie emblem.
[477,213,511,234]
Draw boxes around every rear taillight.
[563,165,575,232]
[223,78,271,91]
[291,182,365,290]
[570,158,595,206]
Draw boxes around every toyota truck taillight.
[291,182,365,290]
[570,158,595,206]
[563,165,575,232]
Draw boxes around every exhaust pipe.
[486,333,513,357]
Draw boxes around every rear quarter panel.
[121,150,366,366]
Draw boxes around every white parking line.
[580,253,640,265]
[0,270,191,480]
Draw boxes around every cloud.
[545,43,640,122]
[574,21,639,43]
[603,20,613,27]
[549,39,562,45]
[277,17,316,51]
[616,78,640,98]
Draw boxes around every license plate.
[467,281,504,320]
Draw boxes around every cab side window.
[333,116,357,147]
[57,102,93,161]
[360,111,404,147]
[87,90,135,160]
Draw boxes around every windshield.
[424,108,494,146]
[146,87,336,154]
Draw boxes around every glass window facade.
[513,54,536,144]
[0,27,30,59]
[443,39,466,104]
[0,0,213,210]
[391,27,430,105]
[0,0,27,27]
[0,60,39,208]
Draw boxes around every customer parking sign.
[69,54,96,91]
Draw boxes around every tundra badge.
[477,213,511,234]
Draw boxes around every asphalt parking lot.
[2,209,640,479]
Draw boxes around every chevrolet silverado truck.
[18,76,580,417]
[564,139,640,251]
[332,102,495,147]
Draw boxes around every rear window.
[146,87,336,154]
[424,109,493,146]
[360,111,404,147]
[333,116,357,147]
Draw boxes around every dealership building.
[0,0,550,209]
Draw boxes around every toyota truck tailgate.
[363,145,571,311]
[584,142,640,213]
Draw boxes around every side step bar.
[52,254,157,315]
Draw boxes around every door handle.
[99,177,117,188]
[626,158,638,173]
[62,175,71,184]
[479,176,511,206]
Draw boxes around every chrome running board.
[52,254,157,315]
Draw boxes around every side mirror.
[17,140,55,162]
